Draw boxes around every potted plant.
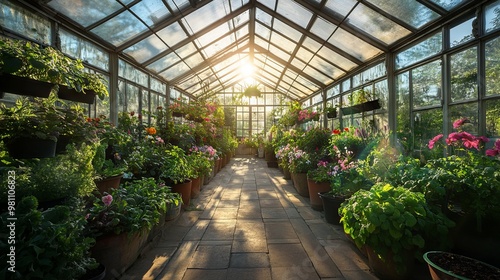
[92,142,128,195]
[341,89,380,115]
[56,104,99,154]
[243,85,262,97]
[339,183,455,279]
[160,145,194,209]
[86,178,169,279]
[0,95,62,158]
[306,160,333,210]
[423,251,500,280]
[0,38,108,103]
[288,147,316,197]
[165,191,183,221]
[325,104,338,118]
[185,151,211,198]
[0,196,98,279]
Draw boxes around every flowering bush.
[330,127,365,159]
[297,108,319,122]
[427,118,500,231]
[191,145,218,161]
[287,147,315,173]
[85,178,170,237]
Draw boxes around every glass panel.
[396,72,410,153]
[449,103,478,135]
[348,3,411,45]
[485,0,500,34]
[396,32,442,69]
[428,0,468,11]
[412,60,442,108]
[273,18,302,42]
[341,80,351,92]
[310,17,336,41]
[324,0,357,18]
[165,0,190,12]
[486,37,500,97]
[47,0,133,27]
[147,51,181,73]
[127,84,140,114]
[270,31,296,54]
[130,0,171,27]
[276,0,313,29]
[91,11,146,46]
[413,108,443,158]
[184,53,204,68]
[142,89,150,114]
[450,17,475,47]
[309,55,340,79]
[60,29,109,71]
[0,0,51,43]
[160,62,190,80]
[327,85,339,98]
[450,47,477,102]
[366,0,439,29]
[259,0,277,10]
[328,27,382,61]
[486,99,500,137]
[317,46,357,72]
[302,66,332,84]
[195,22,231,49]
[269,44,290,62]
[302,37,322,53]
[375,79,388,110]
[118,80,127,112]
[182,0,227,34]
[151,78,166,94]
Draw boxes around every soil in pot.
[424,251,500,280]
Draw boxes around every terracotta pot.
[307,178,330,210]
[423,251,500,280]
[171,180,192,209]
[94,174,123,195]
[91,230,148,280]
[319,192,346,224]
[190,177,201,198]
[291,172,309,197]
[366,245,415,280]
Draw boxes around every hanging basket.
[0,73,54,98]
[57,85,97,104]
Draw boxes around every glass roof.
[44,0,472,99]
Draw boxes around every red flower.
[428,134,443,149]
[333,129,341,135]
[344,127,349,132]
[130,111,135,116]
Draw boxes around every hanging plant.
[243,85,262,97]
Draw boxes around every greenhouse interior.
[1,0,500,279]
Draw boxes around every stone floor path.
[121,156,377,280]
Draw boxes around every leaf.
[2,55,23,73]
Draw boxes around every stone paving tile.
[240,190,258,200]
[202,220,236,241]
[271,266,320,280]
[227,268,272,280]
[156,241,198,280]
[232,239,268,253]
[265,221,298,240]
[261,207,289,219]
[188,245,231,269]
[183,219,209,241]
[211,207,238,220]
[322,239,371,272]
[239,199,261,208]
[182,269,227,280]
[234,220,265,240]
[237,207,262,219]
[217,199,240,208]
[297,206,322,220]
[229,253,270,268]
[259,198,282,208]
[268,243,313,267]
[121,246,177,280]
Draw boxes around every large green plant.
[339,183,455,274]
[0,196,96,279]
[0,38,108,99]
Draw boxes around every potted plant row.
[0,38,108,104]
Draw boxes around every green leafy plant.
[0,196,97,279]
[339,183,455,275]
[0,94,62,142]
[0,38,108,99]
[92,141,127,180]
[160,145,193,184]
[85,178,171,237]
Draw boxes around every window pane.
[486,99,500,137]
[485,37,500,97]
[375,79,388,111]
[450,17,475,47]
[485,0,500,34]
[396,32,442,69]
[396,72,411,153]
[449,103,478,135]
[414,108,443,159]
[450,47,477,102]
[0,1,51,43]
[412,60,442,108]
[60,29,109,71]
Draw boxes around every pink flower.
[495,139,500,150]
[453,118,468,129]
[428,134,443,149]
[102,194,113,206]
[486,149,499,157]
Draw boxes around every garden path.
[121,156,377,280]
